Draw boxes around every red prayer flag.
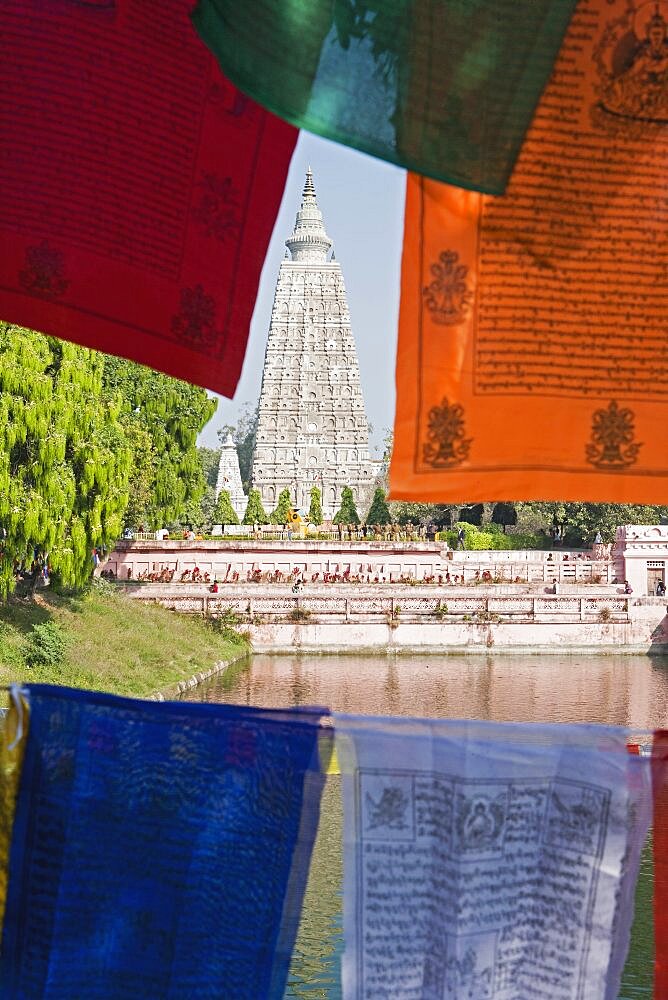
[0,1,297,396]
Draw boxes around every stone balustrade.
[129,587,633,624]
[105,540,614,586]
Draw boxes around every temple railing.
[133,591,633,624]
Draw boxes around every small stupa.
[215,434,247,520]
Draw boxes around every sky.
[198,131,406,455]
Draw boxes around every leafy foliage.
[307,486,323,526]
[458,503,484,526]
[513,502,668,545]
[440,522,546,550]
[120,418,157,532]
[213,490,239,526]
[491,502,517,533]
[198,447,221,488]
[102,356,216,529]
[0,324,133,597]
[270,488,293,525]
[24,620,68,668]
[391,502,454,526]
[333,486,360,525]
[366,487,391,525]
[242,489,269,525]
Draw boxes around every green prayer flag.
[192,0,578,194]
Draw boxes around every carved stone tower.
[251,169,377,520]
[215,433,247,520]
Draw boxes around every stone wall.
[245,617,667,653]
[123,583,668,653]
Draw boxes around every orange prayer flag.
[391,0,668,504]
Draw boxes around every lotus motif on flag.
[171,285,220,351]
[586,400,642,470]
[423,250,473,325]
[19,242,69,298]
[423,398,472,468]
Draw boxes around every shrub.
[90,576,118,598]
[287,608,311,623]
[438,524,545,550]
[270,488,293,525]
[213,490,240,526]
[0,624,26,670]
[366,488,392,526]
[208,607,241,629]
[307,486,323,526]
[458,504,484,526]
[333,486,360,526]
[598,606,611,623]
[242,489,269,525]
[24,621,69,668]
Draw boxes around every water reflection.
[192,653,668,997]
[195,652,668,729]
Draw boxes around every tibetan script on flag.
[391,0,668,503]
[0,1,296,396]
[336,715,651,999]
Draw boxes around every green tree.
[458,503,484,526]
[166,446,223,534]
[120,417,157,532]
[514,501,668,545]
[242,488,269,525]
[102,357,216,529]
[333,486,360,525]
[198,446,221,488]
[307,486,323,525]
[0,324,133,597]
[270,488,293,525]
[491,502,517,533]
[366,487,391,525]
[218,402,258,492]
[213,490,239,526]
[392,502,455,527]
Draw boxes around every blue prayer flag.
[0,686,327,999]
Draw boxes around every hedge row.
[436,522,547,551]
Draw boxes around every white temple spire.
[285,167,332,263]
[251,169,378,519]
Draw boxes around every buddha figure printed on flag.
[595,1,668,126]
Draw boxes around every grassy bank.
[0,582,250,698]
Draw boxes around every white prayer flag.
[334,716,651,1000]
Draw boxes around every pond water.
[191,652,668,998]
